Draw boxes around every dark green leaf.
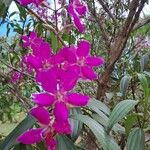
[13,144,34,150]
[120,75,131,98]
[140,53,149,72]
[50,32,58,53]
[124,114,140,136]
[138,73,149,99]
[107,100,138,132]
[72,115,120,150]
[70,108,82,139]
[57,135,77,150]
[0,114,36,150]
[0,0,12,19]
[127,128,145,150]
[92,114,125,134]
[87,99,110,115]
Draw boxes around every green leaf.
[140,53,149,72]
[70,108,82,139]
[107,100,138,132]
[13,144,34,150]
[72,114,120,150]
[0,114,36,150]
[0,0,12,18]
[50,32,58,53]
[57,135,77,150]
[87,99,110,115]
[124,114,140,136]
[127,128,145,150]
[120,75,131,98]
[92,114,125,134]
[138,73,149,99]
[88,99,125,134]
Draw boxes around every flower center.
[55,91,64,101]
[43,60,52,70]
[77,57,85,66]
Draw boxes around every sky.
[0,1,150,37]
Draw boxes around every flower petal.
[86,56,104,66]
[53,120,71,134]
[19,0,33,6]
[25,55,42,70]
[76,40,90,57]
[32,93,55,106]
[36,70,57,93]
[81,66,97,80]
[53,102,69,121]
[68,4,85,33]
[32,42,52,59]
[75,4,87,16]
[45,135,57,150]
[61,69,78,91]
[18,128,42,144]
[73,14,85,33]
[30,107,50,125]
[59,46,77,64]
[67,93,89,106]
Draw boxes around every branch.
[0,70,32,109]
[87,2,110,49]
[96,0,148,100]
[26,7,65,46]
[133,16,150,30]
[97,0,116,23]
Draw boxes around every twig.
[97,0,117,24]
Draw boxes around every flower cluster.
[17,0,104,149]
[18,31,104,149]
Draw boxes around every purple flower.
[10,71,21,83]
[74,40,104,80]
[18,107,57,149]
[22,32,43,49]
[32,68,89,131]
[58,40,104,80]
[23,40,52,72]
[18,0,44,6]
[67,0,87,32]
[18,0,33,6]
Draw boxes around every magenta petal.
[62,69,78,91]
[68,4,85,33]
[86,56,104,66]
[67,93,89,106]
[22,35,28,42]
[36,70,57,93]
[32,93,55,106]
[81,66,97,80]
[59,46,77,63]
[53,120,71,134]
[73,14,85,33]
[32,42,52,59]
[30,107,50,125]
[67,4,75,16]
[77,40,90,57]
[30,31,37,38]
[54,102,69,122]
[25,55,42,70]
[75,5,87,16]
[19,0,33,6]
[45,136,57,150]
[18,128,42,144]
